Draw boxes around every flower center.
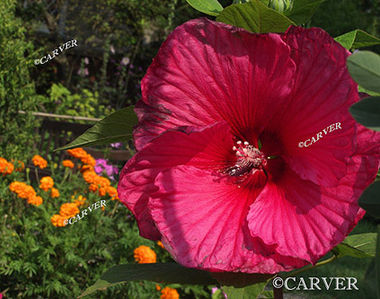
[227,141,267,177]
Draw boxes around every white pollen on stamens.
[237,140,242,144]
[232,146,237,151]
[244,141,249,145]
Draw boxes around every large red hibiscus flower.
[118,18,380,273]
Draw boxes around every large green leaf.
[186,0,223,16]
[349,96,380,131]
[216,0,294,33]
[358,181,380,219]
[347,51,380,93]
[284,0,325,25]
[335,30,380,50]
[79,263,218,298]
[222,281,268,299]
[333,233,377,258]
[56,106,138,151]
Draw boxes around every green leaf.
[335,30,380,50]
[79,263,217,298]
[56,106,138,151]
[347,51,380,93]
[358,85,380,97]
[349,96,380,131]
[186,0,223,16]
[222,282,268,299]
[334,233,377,258]
[358,181,380,219]
[210,271,273,287]
[284,0,325,25]
[216,0,295,33]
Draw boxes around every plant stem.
[273,286,283,299]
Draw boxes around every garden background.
[0,0,379,298]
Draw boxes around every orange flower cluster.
[50,187,60,198]
[0,157,14,175]
[9,181,43,206]
[59,203,80,218]
[67,147,96,167]
[133,245,157,264]
[62,159,74,169]
[39,176,54,191]
[12,160,25,172]
[32,155,47,169]
[160,287,179,299]
[72,195,86,207]
[50,214,67,227]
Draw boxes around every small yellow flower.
[157,241,165,249]
[133,245,157,264]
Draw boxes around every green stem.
[286,254,338,277]
[34,168,40,183]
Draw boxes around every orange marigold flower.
[59,203,80,218]
[27,195,43,206]
[106,186,119,200]
[80,164,94,173]
[82,170,98,184]
[160,287,179,299]
[81,154,96,167]
[67,148,88,159]
[133,245,157,264]
[9,181,36,200]
[89,183,98,193]
[62,160,74,169]
[101,206,105,211]
[51,214,67,227]
[94,176,111,188]
[39,176,54,191]
[157,241,165,249]
[50,187,60,198]
[73,195,86,206]
[32,155,47,169]
[98,187,107,197]
[156,284,161,291]
[0,158,14,175]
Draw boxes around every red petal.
[118,122,234,240]
[247,154,376,262]
[134,18,296,150]
[150,165,307,273]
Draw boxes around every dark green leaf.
[359,181,380,219]
[216,0,294,33]
[56,106,138,151]
[334,233,377,258]
[222,282,268,299]
[79,263,217,298]
[335,30,380,50]
[347,51,380,93]
[186,0,223,16]
[210,271,273,287]
[349,96,380,131]
[358,85,380,97]
[284,0,325,24]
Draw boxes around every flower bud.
[268,0,293,12]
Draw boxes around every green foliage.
[222,282,268,299]
[358,182,380,219]
[335,29,380,50]
[284,0,325,24]
[40,83,113,119]
[349,96,380,131]
[334,233,378,258]
[185,0,223,16]
[57,107,138,151]
[0,0,38,160]
[347,51,380,93]
[216,0,294,33]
